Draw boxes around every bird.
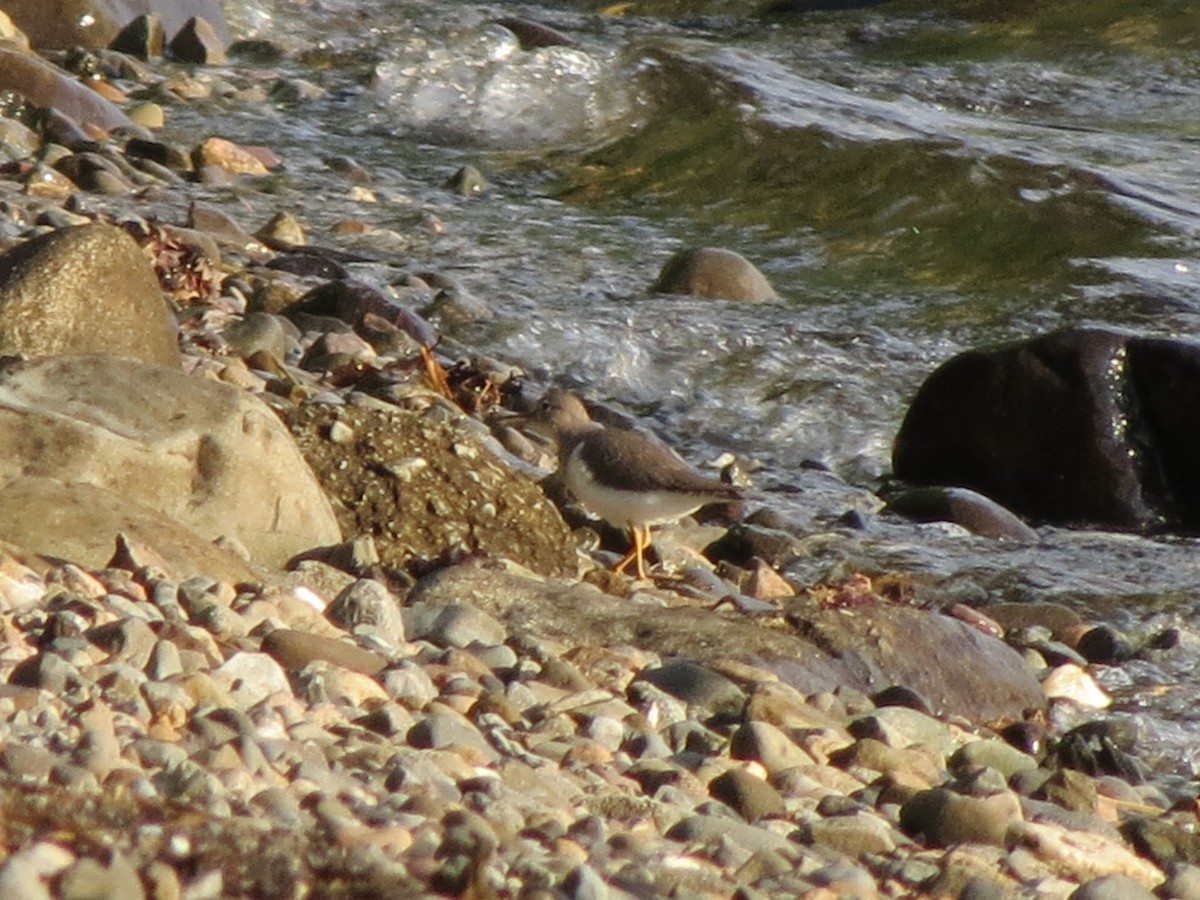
[517,389,742,579]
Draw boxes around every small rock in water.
[650,247,777,302]
[446,164,488,196]
[169,16,227,64]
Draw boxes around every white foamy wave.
[374,23,635,149]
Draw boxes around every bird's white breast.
[564,446,711,527]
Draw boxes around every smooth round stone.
[402,603,507,649]
[0,842,76,899]
[0,743,55,781]
[949,739,1039,780]
[260,629,388,676]
[563,863,608,900]
[210,651,291,706]
[58,852,142,900]
[222,312,290,361]
[381,661,438,708]
[1160,863,1200,900]
[1075,625,1136,664]
[803,812,897,856]
[664,815,792,854]
[635,660,746,721]
[729,720,814,775]
[1068,874,1157,899]
[650,247,776,302]
[708,768,786,823]
[848,706,956,756]
[407,711,499,763]
[829,738,943,786]
[900,787,1023,847]
[148,640,184,680]
[326,578,407,651]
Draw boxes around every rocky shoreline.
[0,5,1196,899]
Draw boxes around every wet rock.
[1074,625,1136,664]
[894,326,1200,530]
[169,16,227,64]
[193,137,271,178]
[0,354,340,569]
[110,14,166,59]
[650,247,776,302]
[446,165,488,196]
[290,278,438,348]
[3,0,228,51]
[703,523,803,568]
[885,486,1039,541]
[0,46,145,136]
[0,223,178,365]
[494,17,579,50]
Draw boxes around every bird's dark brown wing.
[575,427,740,497]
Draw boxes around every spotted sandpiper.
[519,389,742,579]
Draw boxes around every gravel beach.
[0,5,1196,899]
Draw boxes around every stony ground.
[0,9,1195,900]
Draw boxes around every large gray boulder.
[0,354,341,569]
[0,477,258,583]
[0,223,179,365]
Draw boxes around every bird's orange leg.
[613,524,651,579]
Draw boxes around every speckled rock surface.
[0,223,177,365]
[284,401,579,578]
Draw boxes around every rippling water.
[189,0,1200,769]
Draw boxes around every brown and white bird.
[520,389,741,579]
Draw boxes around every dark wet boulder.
[651,247,777,302]
[893,326,1200,530]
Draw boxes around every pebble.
[403,602,507,648]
